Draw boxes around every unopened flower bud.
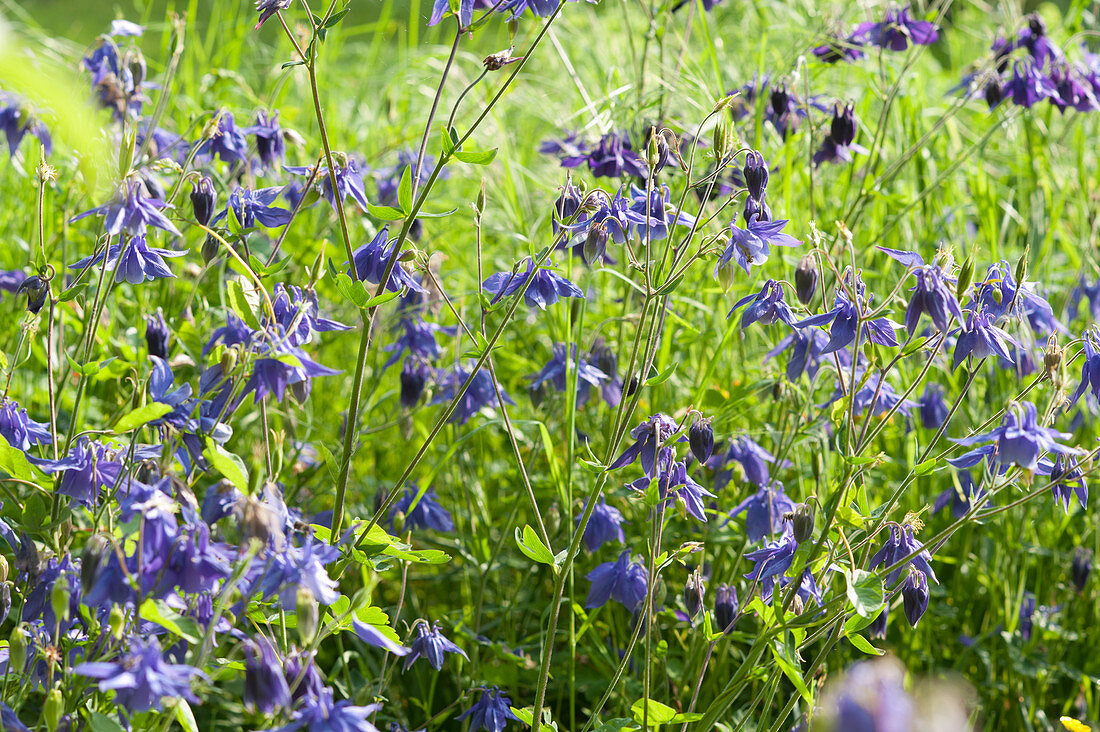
[790,502,815,543]
[795,255,817,305]
[1071,548,1092,593]
[0,554,7,584]
[191,175,216,227]
[400,359,429,408]
[220,347,238,378]
[714,583,739,633]
[683,569,705,619]
[901,572,929,627]
[742,150,769,201]
[109,605,126,640]
[9,625,26,672]
[688,416,714,463]
[711,114,733,160]
[868,609,887,640]
[584,222,609,264]
[45,688,63,732]
[18,275,49,314]
[1015,249,1028,285]
[297,586,319,644]
[201,234,220,263]
[716,260,736,290]
[145,310,171,360]
[0,583,10,625]
[50,576,70,623]
[956,256,973,301]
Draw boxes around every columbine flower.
[765,328,845,382]
[862,6,939,50]
[1039,455,1088,512]
[742,150,769,201]
[709,435,783,490]
[901,571,930,627]
[1071,548,1091,593]
[0,398,52,451]
[541,132,591,166]
[527,343,609,406]
[952,309,1018,369]
[932,472,989,519]
[250,535,341,607]
[714,583,739,632]
[244,637,292,714]
[576,497,626,552]
[584,131,648,178]
[246,110,286,168]
[247,344,340,404]
[400,358,431,408]
[728,280,798,329]
[813,104,868,165]
[70,181,181,237]
[1006,60,1058,108]
[267,688,382,732]
[74,637,204,713]
[431,363,514,425]
[715,216,801,276]
[457,687,521,732]
[349,227,427,294]
[483,257,583,310]
[585,550,648,612]
[868,524,937,585]
[428,0,476,27]
[623,184,696,241]
[744,529,797,582]
[0,94,51,158]
[197,110,250,164]
[796,276,899,354]
[403,621,468,671]
[628,456,714,522]
[285,157,371,213]
[214,187,292,229]
[879,249,963,335]
[270,283,351,346]
[969,260,1061,335]
[918,383,949,429]
[589,340,624,407]
[255,0,294,28]
[69,235,185,284]
[826,370,917,418]
[729,482,796,542]
[1070,327,1100,407]
[389,488,454,533]
[608,413,680,477]
[33,438,125,508]
[949,402,1074,472]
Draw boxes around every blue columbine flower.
[69,234,185,284]
[197,110,250,164]
[247,344,341,404]
[969,261,1061,335]
[918,383,949,429]
[457,687,521,732]
[1038,455,1088,512]
[709,435,785,490]
[404,621,468,671]
[265,688,382,732]
[868,524,937,585]
[1070,327,1100,406]
[880,248,963,335]
[729,481,796,542]
[627,454,714,522]
[70,181,181,237]
[286,157,371,213]
[483,257,583,310]
[527,343,609,407]
[245,110,286,168]
[1006,60,1058,108]
[902,571,930,627]
[609,413,680,477]
[0,94,51,158]
[270,283,351,347]
[932,471,989,519]
[862,6,939,50]
[348,227,427,294]
[585,550,649,612]
[623,184,696,241]
[796,274,899,354]
[813,103,869,165]
[951,309,1017,369]
[0,398,52,451]
[825,370,917,418]
[728,279,799,329]
[584,131,648,179]
[390,488,454,533]
[33,438,128,509]
[714,583,739,632]
[74,637,204,713]
[250,535,341,608]
[576,497,626,552]
[244,637,292,714]
[588,339,624,407]
[255,0,294,29]
[431,363,514,425]
[1019,592,1036,641]
[541,132,591,166]
[715,215,801,276]
[765,327,850,382]
[744,529,798,582]
[949,402,1075,472]
[214,187,293,229]
[384,318,457,368]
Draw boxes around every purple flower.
[715,216,801,276]
[249,535,341,608]
[863,6,939,51]
[901,572,930,626]
[729,482,796,543]
[349,227,427,294]
[714,583,739,632]
[483,257,583,310]
[286,158,371,213]
[1019,591,1036,641]
[0,398,52,451]
[577,497,626,552]
[146,310,171,358]
[826,370,916,418]
[245,110,286,168]
[0,94,51,158]
[390,488,454,533]
[709,435,783,489]
[728,279,798,329]
[457,687,521,732]
[74,637,204,713]
[744,530,798,581]
[1070,327,1100,407]
[69,235,185,284]
[585,131,647,178]
[1006,60,1058,108]
[270,283,351,346]
[384,318,455,368]
[970,260,1061,335]
[246,345,340,404]
[528,343,609,406]
[623,184,696,241]
[33,438,125,508]
[950,401,1074,472]
[608,413,680,477]
[813,104,868,165]
[431,363,514,425]
[214,187,292,229]
[70,181,181,238]
[951,309,1018,369]
[765,328,842,382]
[868,524,937,585]
[244,637,292,714]
[796,278,899,354]
[400,358,431,408]
[932,471,989,519]
[254,0,294,29]
[585,550,649,612]
[880,251,962,335]
[403,621,468,671]
[197,111,250,164]
[589,340,624,407]
[1039,455,1088,512]
[628,457,714,523]
[918,383,949,429]
[0,703,29,732]
[266,688,382,732]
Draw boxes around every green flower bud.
[297,586,319,645]
[45,688,63,732]
[109,605,126,640]
[50,576,70,623]
[790,503,815,544]
[956,256,973,301]
[9,625,26,673]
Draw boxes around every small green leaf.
[630,698,677,726]
[323,7,351,27]
[113,402,172,433]
[914,458,937,475]
[846,631,885,656]
[334,273,370,308]
[366,204,406,221]
[845,569,884,618]
[645,362,677,387]
[769,640,813,703]
[139,598,201,643]
[174,700,199,732]
[440,126,456,156]
[398,165,413,213]
[593,721,638,732]
[415,207,459,219]
[363,289,402,309]
[0,434,41,481]
[515,525,556,567]
[202,440,249,493]
[453,148,497,165]
[226,280,262,330]
[86,711,126,732]
[58,280,90,302]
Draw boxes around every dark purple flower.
[17,275,48,314]
[70,181,181,237]
[813,104,869,165]
[197,111,250,164]
[390,488,454,533]
[74,637,204,713]
[384,318,456,368]
[744,529,798,581]
[527,343,609,406]
[244,637,292,714]
[765,328,842,382]
[349,227,427,294]
[932,471,989,519]
[400,358,431,408]
[729,482,796,543]
[628,458,714,522]
[431,363,514,425]
[266,688,382,732]
[881,252,962,335]
[608,413,680,477]
[255,0,294,29]
[950,401,1075,472]
[249,535,341,608]
[285,157,371,213]
[901,572,929,627]
[918,383,949,429]
[245,110,286,168]
[623,184,696,241]
[742,150,769,201]
[683,569,705,618]
[589,340,624,407]
[1006,60,1058,107]
[797,278,899,354]
[403,621,468,671]
[214,187,293,229]
[689,417,714,463]
[33,438,125,508]
[1071,548,1091,592]
[0,703,29,732]
[951,309,1018,369]
[1019,591,1035,641]
[270,283,351,347]
[868,524,937,585]
[586,131,647,178]
[715,216,801,276]
[864,6,939,51]
[457,687,521,732]
[483,257,583,310]
[0,398,52,451]
[710,435,783,489]
[69,234,185,284]
[246,346,340,404]
[585,550,648,612]
[576,497,626,552]
[1070,327,1100,407]
[190,176,216,226]
[728,279,798,329]
[0,94,51,158]
[714,583,739,632]
[1039,455,1088,512]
